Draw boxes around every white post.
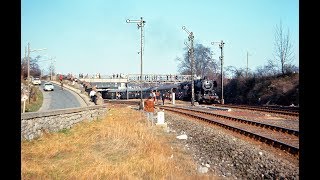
[23,100,26,113]
[21,94,28,113]
[157,110,165,124]
[172,92,175,105]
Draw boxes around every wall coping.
[21,104,107,120]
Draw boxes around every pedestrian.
[144,95,155,125]
[152,90,156,103]
[161,92,166,105]
[60,81,64,90]
[116,92,121,99]
[156,90,160,104]
[89,88,97,104]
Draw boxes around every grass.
[22,105,217,179]
[23,85,43,112]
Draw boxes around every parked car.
[43,82,54,91]
[32,78,42,85]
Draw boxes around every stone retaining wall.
[21,105,107,141]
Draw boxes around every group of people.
[147,90,172,105]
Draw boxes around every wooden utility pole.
[27,43,30,82]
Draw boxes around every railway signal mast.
[211,40,225,104]
[126,17,146,110]
[182,26,195,106]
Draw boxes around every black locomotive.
[176,77,220,104]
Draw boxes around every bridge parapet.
[79,78,128,83]
[79,74,192,84]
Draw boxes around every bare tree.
[48,63,56,80]
[176,47,191,75]
[21,55,42,79]
[273,21,295,75]
[225,66,246,79]
[254,59,279,77]
[176,43,219,79]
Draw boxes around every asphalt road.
[38,82,87,112]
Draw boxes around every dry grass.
[23,86,43,112]
[22,104,217,179]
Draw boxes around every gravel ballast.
[163,111,299,179]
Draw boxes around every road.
[38,82,87,112]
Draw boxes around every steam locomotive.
[176,77,220,104]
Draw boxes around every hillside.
[223,73,299,106]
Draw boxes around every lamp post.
[126,17,146,110]
[211,40,225,104]
[182,26,195,106]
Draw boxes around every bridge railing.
[78,74,192,83]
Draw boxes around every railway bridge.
[79,74,192,91]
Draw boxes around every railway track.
[216,104,299,117]
[160,105,299,156]
[104,99,299,116]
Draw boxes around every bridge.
[78,74,193,90]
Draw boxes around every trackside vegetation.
[22,84,43,112]
[21,105,218,179]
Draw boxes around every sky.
[21,0,299,77]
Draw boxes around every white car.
[43,82,54,91]
[32,78,42,85]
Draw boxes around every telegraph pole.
[27,43,30,82]
[126,17,146,110]
[27,43,47,82]
[49,57,56,81]
[24,46,27,79]
[182,26,195,106]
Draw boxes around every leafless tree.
[21,55,42,79]
[176,43,219,79]
[48,63,56,79]
[273,21,295,75]
[225,66,246,79]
